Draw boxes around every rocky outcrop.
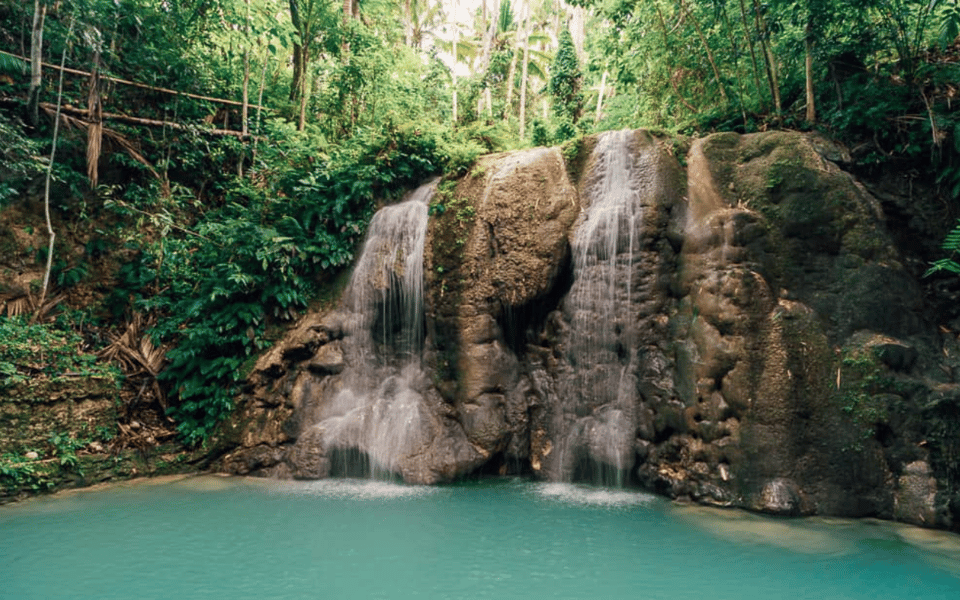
[216,130,960,532]
[0,376,197,502]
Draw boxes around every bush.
[115,119,459,444]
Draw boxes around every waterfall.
[312,182,434,480]
[553,129,647,485]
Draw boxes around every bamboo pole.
[1,49,270,111]
[39,102,261,139]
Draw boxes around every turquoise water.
[2,477,960,600]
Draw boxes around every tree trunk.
[752,0,781,117]
[504,29,519,120]
[298,67,309,131]
[737,0,763,104]
[804,23,816,123]
[241,0,251,140]
[766,42,782,117]
[594,69,607,125]
[86,49,102,188]
[27,0,46,128]
[570,5,585,61]
[519,33,529,139]
[404,0,412,46]
[290,43,303,101]
[38,18,74,319]
[476,0,497,121]
[452,5,459,124]
[252,50,269,162]
[289,1,302,101]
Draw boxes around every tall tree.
[548,27,583,127]
[289,0,336,130]
[404,0,444,48]
[518,2,531,140]
[27,0,46,128]
[452,0,460,123]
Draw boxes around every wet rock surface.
[216,130,960,532]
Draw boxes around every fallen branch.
[1,49,270,111]
[39,102,261,139]
[41,106,167,193]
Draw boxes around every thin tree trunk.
[752,0,781,117]
[452,36,459,122]
[290,43,303,100]
[38,19,74,320]
[504,29,519,120]
[242,0,251,137]
[595,69,607,125]
[239,1,251,175]
[252,50,269,163]
[451,0,459,124]
[519,7,530,139]
[298,68,308,131]
[27,0,46,128]
[86,49,102,188]
[766,43,781,116]
[804,23,816,123]
[289,1,302,100]
[404,0,413,46]
[570,5,585,60]
[239,48,250,173]
[476,0,497,121]
[242,51,250,137]
[737,0,763,103]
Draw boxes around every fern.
[0,51,26,75]
[926,219,960,276]
[942,221,960,251]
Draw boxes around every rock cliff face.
[215,130,960,531]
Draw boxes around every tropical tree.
[549,27,583,139]
[403,0,445,48]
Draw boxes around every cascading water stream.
[310,182,435,480]
[554,129,648,486]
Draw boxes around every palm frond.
[0,51,27,75]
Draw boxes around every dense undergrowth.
[100,122,484,443]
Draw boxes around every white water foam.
[263,478,439,501]
[532,482,655,507]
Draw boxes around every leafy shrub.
[114,119,457,444]
[531,119,551,147]
[0,317,117,390]
[0,113,44,206]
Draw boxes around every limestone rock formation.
[215,130,960,532]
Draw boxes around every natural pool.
[2,476,959,600]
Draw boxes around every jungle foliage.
[2,0,960,443]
